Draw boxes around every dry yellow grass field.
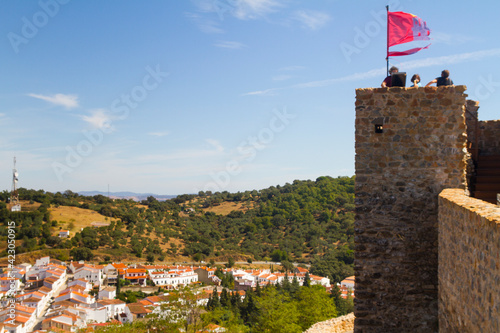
[6,200,41,212]
[49,205,119,235]
[200,201,253,215]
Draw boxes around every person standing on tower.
[425,70,454,87]
[381,66,399,88]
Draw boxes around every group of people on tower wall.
[381,66,454,88]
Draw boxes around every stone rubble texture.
[438,189,500,332]
[304,313,354,333]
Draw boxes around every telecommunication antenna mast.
[11,157,21,212]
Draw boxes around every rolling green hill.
[0,175,354,283]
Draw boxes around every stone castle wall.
[465,100,479,148]
[304,313,355,333]
[465,99,500,156]
[354,86,469,332]
[438,189,500,332]
[478,119,500,155]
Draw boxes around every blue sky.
[1,0,500,195]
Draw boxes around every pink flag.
[388,11,430,57]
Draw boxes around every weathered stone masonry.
[354,86,469,333]
[439,189,500,333]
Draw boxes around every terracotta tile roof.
[97,299,126,306]
[0,277,17,281]
[22,297,41,303]
[38,286,52,294]
[73,291,90,298]
[78,264,99,271]
[52,300,78,307]
[15,304,36,314]
[127,302,152,314]
[73,278,90,283]
[44,276,59,283]
[144,295,170,303]
[111,263,127,269]
[7,315,29,324]
[65,285,86,292]
[342,275,355,282]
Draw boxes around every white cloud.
[292,68,385,89]
[214,40,247,49]
[279,65,305,71]
[148,131,169,137]
[292,10,331,30]
[193,0,283,21]
[80,109,113,130]
[397,48,500,70]
[28,93,79,109]
[232,0,283,20]
[205,139,224,152]
[243,48,500,95]
[272,74,293,81]
[431,32,478,45]
[137,149,224,163]
[185,12,225,33]
[242,88,276,96]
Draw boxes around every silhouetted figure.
[381,66,399,88]
[426,70,454,87]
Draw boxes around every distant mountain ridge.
[77,191,177,201]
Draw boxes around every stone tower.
[354,86,469,332]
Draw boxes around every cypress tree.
[211,286,220,308]
[255,280,262,297]
[281,271,291,293]
[290,275,300,298]
[304,271,311,287]
[220,288,230,308]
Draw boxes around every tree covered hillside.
[0,176,354,283]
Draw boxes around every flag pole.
[386,5,389,76]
